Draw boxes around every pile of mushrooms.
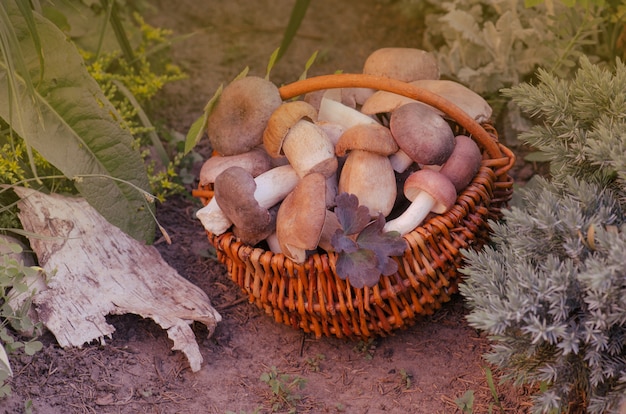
[196,47,491,265]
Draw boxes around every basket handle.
[278,73,503,160]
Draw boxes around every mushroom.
[335,123,399,217]
[439,135,483,193]
[207,76,282,156]
[198,147,272,187]
[360,91,417,116]
[411,79,493,124]
[263,100,338,179]
[383,169,457,235]
[196,164,298,238]
[361,79,493,124]
[275,172,329,263]
[389,102,455,167]
[363,47,439,82]
[317,96,378,130]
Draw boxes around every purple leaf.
[334,193,371,235]
[331,230,358,254]
[335,249,381,288]
[357,214,407,276]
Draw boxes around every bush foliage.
[460,57,626,413]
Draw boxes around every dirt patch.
[4,1,537,413]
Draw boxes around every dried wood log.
[14,187,221,372]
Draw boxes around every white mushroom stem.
[318,97,378,129]
[196,165,299,235]
[265,232,282,254]
[389,148,415,173]
[383,191,437,235]
[196,198,232,235]
[252,164,300,207]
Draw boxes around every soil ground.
[4,1,540,413]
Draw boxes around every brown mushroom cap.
[263,100,318,158]
[213,166,274,245]
[199,147,272,186]
[335,123,399,157]
[439,135,483,193]
[404,169,456,214]
[389,102,455,166]
[276,172,328,263]
[208,76,282,156]
[362,47,439,82]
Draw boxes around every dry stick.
[278,73,504,161]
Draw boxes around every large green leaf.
[0,4,155,243]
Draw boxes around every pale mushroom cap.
[199,147,272,186]
[404,169,456,214]
[439,135,483,193]
[360,90,417,115]
[410,80,493,123]
[362,47,439,82]
[263,100,318,158]
[280,120,338,178]
[390,102,455,166]
[335,123,399,157]
[276,172,328,263]
[208,76,282,156]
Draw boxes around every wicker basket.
[193,74,515,339]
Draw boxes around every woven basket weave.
[194,74,515,339]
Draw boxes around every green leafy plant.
[397,0,626,126]
[399,369,412,390]
[0,1,156,242]
[459,57,626,414]
[304,353,325,372]
[260,366,306,413]
[0,237,45,397]
[455,389,475,413]
[484,366,505,413]
[352,338,377,360]
[331,193,407,288]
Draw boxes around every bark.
[14,187,221,372]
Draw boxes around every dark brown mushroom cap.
[276,172,328,263]
[389,102,455,166]
[208,76,282,156]
[362,47,439,82]
[439,135,483,193]
[335,123,399,157]
[404,169,456,214]
[213,166,274,245]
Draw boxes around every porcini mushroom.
[208,76,282,156]
[263,101,338,178]
[318,96,378,130]
[410,79,493,124]
[335,123,398,217]
[197,165,299,239]
[389,102,455,166]
[276,172,329,263]
[199,147,272,187]
[360,90,417,116]
[383,169,457,235]
[363,47,439,82]
[439,135,483,193]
